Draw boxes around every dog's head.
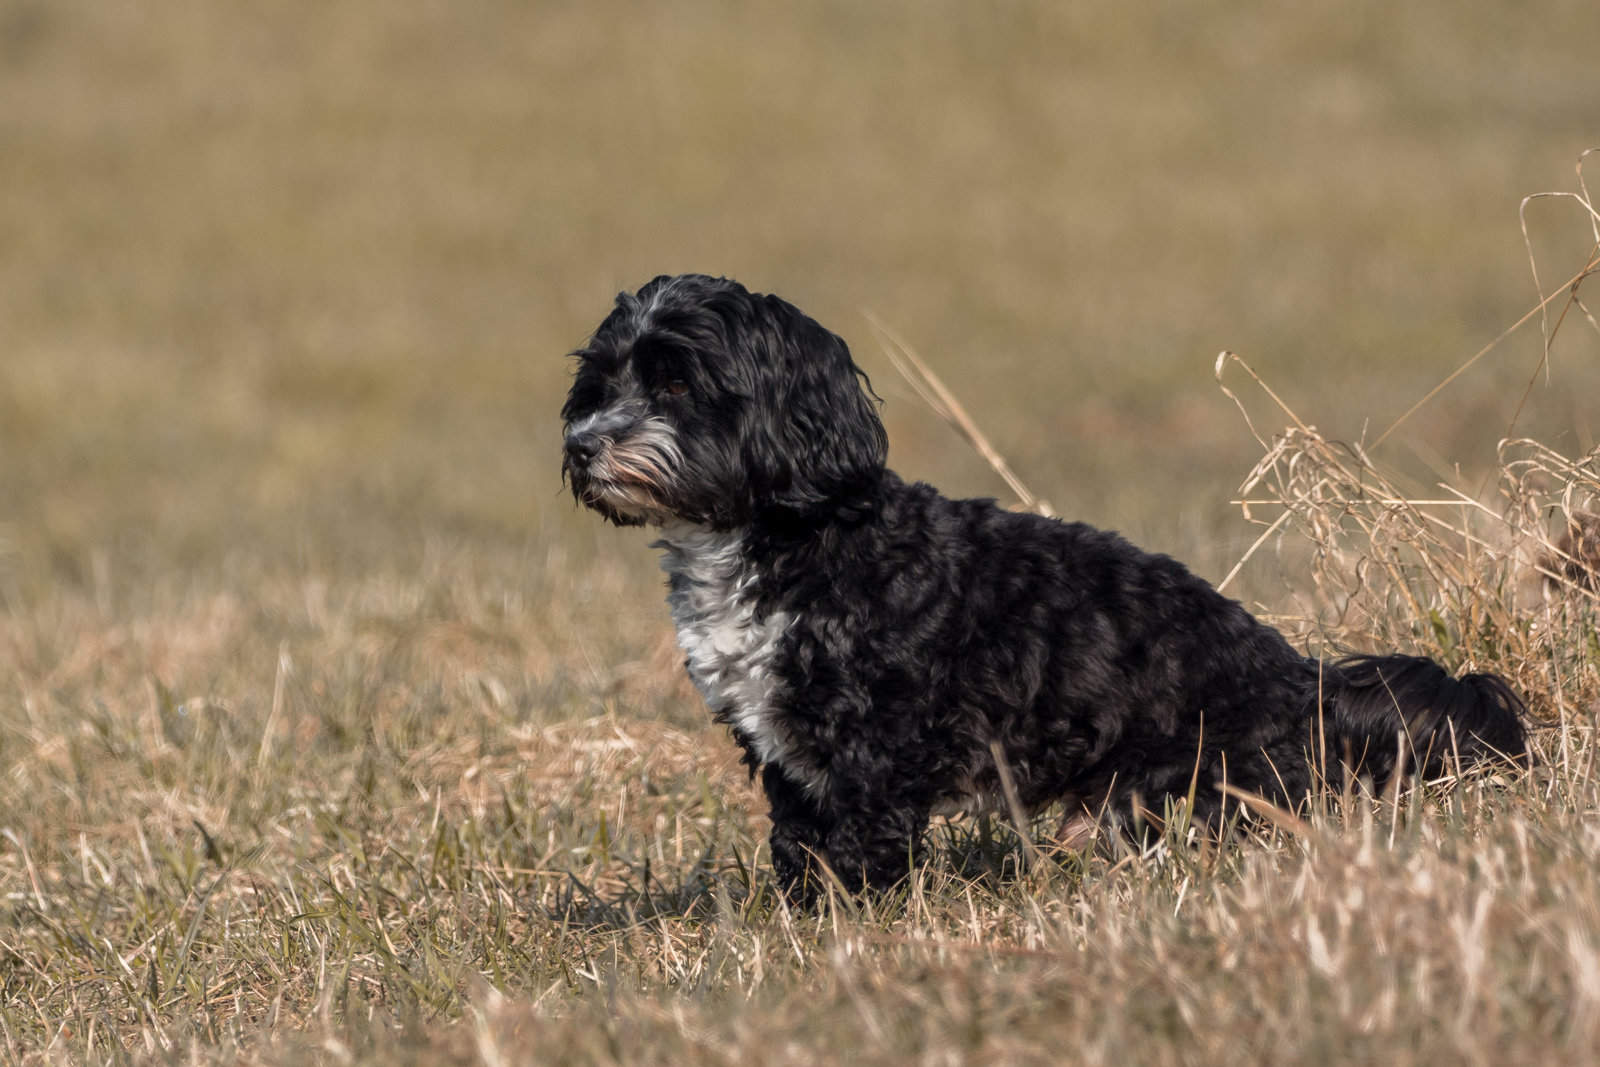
[560,274,888,528]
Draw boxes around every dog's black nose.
[564,431,601,468]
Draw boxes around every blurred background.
[2,0,1597,611]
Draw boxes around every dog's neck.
[651,523,753,611]
[649,523,824,796]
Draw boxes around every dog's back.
[748,476,1525,836]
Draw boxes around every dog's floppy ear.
[742,294,888,516]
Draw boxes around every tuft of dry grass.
[1211,156,1600,734]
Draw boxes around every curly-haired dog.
[560,273,1527,899]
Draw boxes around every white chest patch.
[653,525,824,795]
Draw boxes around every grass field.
[2,2,1599,1062]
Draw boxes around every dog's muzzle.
[562,407,634,478]
[563,429,603,471]
[561,405,684,524]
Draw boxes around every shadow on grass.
[544,811,1108,932]
[546,842,756,930]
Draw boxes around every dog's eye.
[662,380,689,397]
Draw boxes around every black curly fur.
[561,273,1528,900]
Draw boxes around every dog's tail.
[1318,654,1527,784]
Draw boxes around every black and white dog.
[560,273,1526,898]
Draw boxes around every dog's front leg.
[821,796,929,897]
[761,763,834,904]
[764,758,929,899]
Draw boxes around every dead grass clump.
[1221,405,1600,711]
[1211,152,1600,723]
